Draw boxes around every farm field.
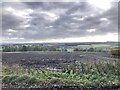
[2,51,120,90]
[1,41,120,90]
[2,51,112,68]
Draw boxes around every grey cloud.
[24,2,75,10]
[2,2,118,42]
[2,13,24,30]
[2,2,31,38]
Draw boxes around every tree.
[74,48,79,51]
[21,45,27,51]
[88,48,94,52]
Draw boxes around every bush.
[111,48,120,56]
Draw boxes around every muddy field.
[2,51,112,69]
[2,85,120,90]
[2,51,120,90]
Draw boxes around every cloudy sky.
[1,0,119,43]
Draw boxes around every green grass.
[2,60,120,86]
[77,44,111,48]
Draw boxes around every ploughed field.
[2,51,111,69]
[2,51,120,90]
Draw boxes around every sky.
[1,0,119,43]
